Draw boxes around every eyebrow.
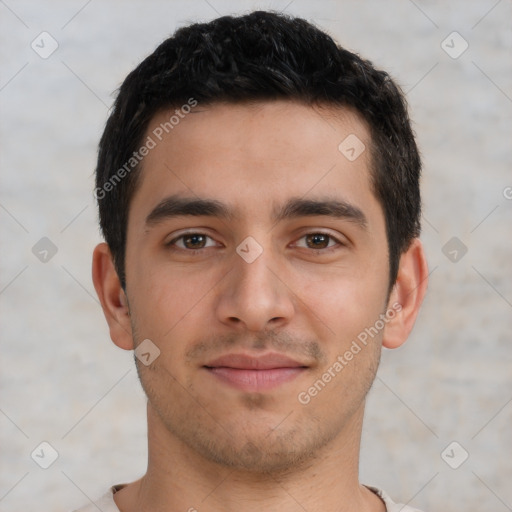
[273,197,367,228]
[145,194,368,229]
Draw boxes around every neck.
[114,402,385,512]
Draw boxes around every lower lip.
[205,367,306,392]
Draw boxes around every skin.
[92,100,428,512]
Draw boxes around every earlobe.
[92,243,134,350]
[382,238,429,349]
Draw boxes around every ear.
[382,238,429,349]
[92,242,134,350]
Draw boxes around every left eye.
[170,233,217,250]
[295,233,340,250]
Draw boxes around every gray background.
[1,0,511,510]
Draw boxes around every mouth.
[203,353,309,392]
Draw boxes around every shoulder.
[70,485,121,512]
[73,483,424,512]
[366,485,425,512]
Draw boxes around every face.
[123,101,391,472]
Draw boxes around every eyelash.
[166,231,344,253]
[166,233,217,253]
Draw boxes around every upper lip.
[204,353,307,370]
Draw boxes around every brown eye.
[305,233,332,249]
[168,233,216,251]
[182,234,207,249]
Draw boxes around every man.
[82,10,428,512]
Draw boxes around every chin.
[177,419,335,475]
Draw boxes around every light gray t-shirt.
[72,484,424,511]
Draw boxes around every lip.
[204,353,308,392]
[205,353,306,370]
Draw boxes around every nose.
[215,241,295,333]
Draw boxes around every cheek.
[296,274,385,415]
[129,258,219,339]
[298,265,388,345]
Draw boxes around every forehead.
[128,100,380,228]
